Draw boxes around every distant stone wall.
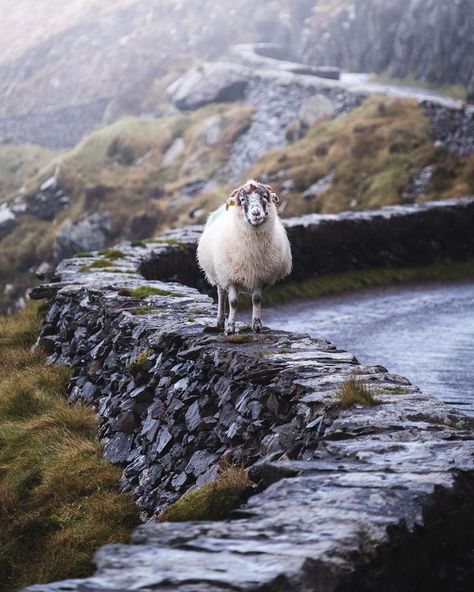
[27,197,474,591]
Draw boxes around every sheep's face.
[233,181,278,227]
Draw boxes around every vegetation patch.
[99,248,127,259]
[224,334,255,344]
[160,466,251,522]
[131,307,158,316]
[335,376,380,409]
[130,240,147,248]
[0,304,140,591]
[380,386,410,395]
[370,73,468,101]
[79,258,114,271]
[129,286,183,298]
[247,95,474,217]
[128,348,153,369]
[263,259,474,308]
[72,252,93,258]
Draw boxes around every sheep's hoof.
[252,318,262,334]
[216,317,225,330]
[225,321,236,335]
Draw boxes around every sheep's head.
[227,179,279,226]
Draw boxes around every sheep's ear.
[270,192,280,204]
[225,197,237,210]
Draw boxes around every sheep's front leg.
[252,287,262,333]
[216,286,226,330]
[225,284,238,335]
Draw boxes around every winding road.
[266,281,474,415]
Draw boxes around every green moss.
[99,248,127,259]
[130,240,147,248]
[79,258,114,272]
[161,466,251,522]
[380,386,410,395]
[336,377,380,409]
[130,307,158,316]
[73,252,93,258]
[191,309,208,315]
[0,305,140,592]
[224,334,255,344]
[129,286,183,298]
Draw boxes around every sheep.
[197,179,292,335]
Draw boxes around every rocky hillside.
[0,0,472,149]
[299,0,474,101]
[1,50,474,312]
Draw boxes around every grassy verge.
[369,74,467,101]
[160,466,251,522]
[263,259,474,308]
[0,304,140,591]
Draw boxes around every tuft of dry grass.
[335,376,380,409]
[160,466,251,522]
[0,303,140,591]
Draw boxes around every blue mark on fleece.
[207,205,226,225]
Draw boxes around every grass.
[160,466,251,522]
[0,103,254,311]
[130,307,158,316]
[128,286,182,298]
[246,95,474,217]
[99,248,127,259]
[263,259,474,308]
[0,303,140,591]
[370,73,468,101]
[79,258,114,271]
[0,143,56,203]
[224,335,255,344]
[127,348,153,369]
[73,252,93,258]
[130,240,147,248]
[335,376,380,409]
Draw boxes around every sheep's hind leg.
[216,286,226,330]
[252,287,262,333]
[225,284,239,335]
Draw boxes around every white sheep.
[197,179,292,334]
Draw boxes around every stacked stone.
[28,200,474,591]
[37,249,384,515]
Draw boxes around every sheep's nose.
[251,208,262,217]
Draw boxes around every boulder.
[55,212,112,259]
[167,62,251,111]
[0,203,17,238]
[27,178,70,221]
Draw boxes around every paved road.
[266,281,474,415]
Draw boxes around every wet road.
[266,282,474,415]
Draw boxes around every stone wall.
[26,197,474,591]
[140,197,474,287]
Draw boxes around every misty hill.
[0,0,473,148]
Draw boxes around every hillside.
[0,0,472,149]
